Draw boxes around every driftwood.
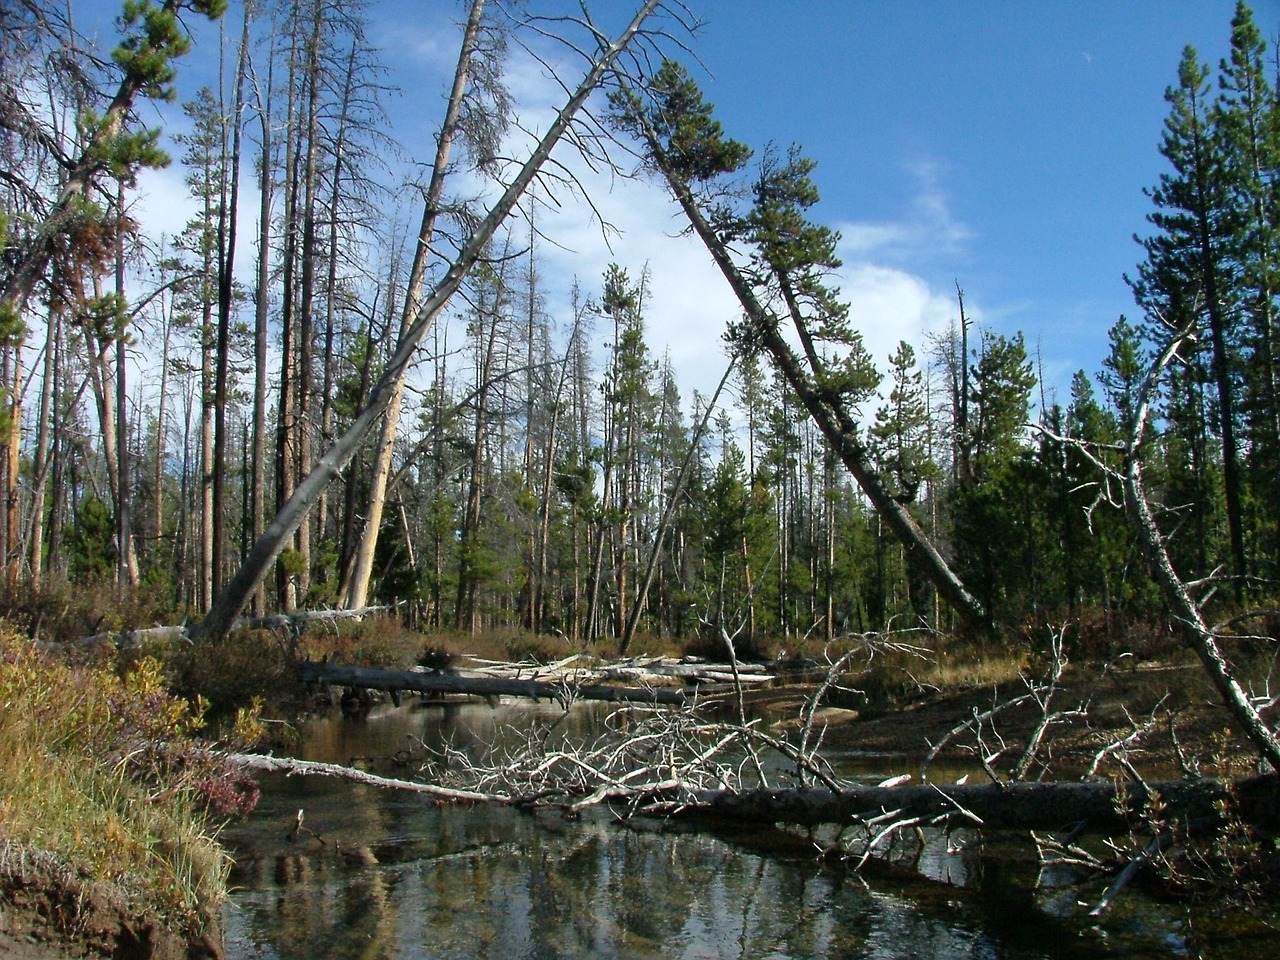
[299,660,693,707]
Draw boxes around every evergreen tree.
[871,340,940,623]
[1132,43,1247,593]
[1216,1,1280,572]
[871,340,937,506]
[950,331,1036,622]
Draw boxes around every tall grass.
[0,635,231,926]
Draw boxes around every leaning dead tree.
[1122,324,1280,770]
[194,0,667,641]
[1039,319,1280,772]
[608,61,988,635]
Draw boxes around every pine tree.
[950,331,1036,622]
[870,340,940,622]
[1132,44,1247,594]
[871,341,937,506]
[1216,1,1280,573]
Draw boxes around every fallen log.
[224,742,1280,840]
[675,773,1280,836]
[226,752,498,804]
[298,660,693,707]
[464,655,774,687]
[73,606,393,650]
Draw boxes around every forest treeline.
[1,0,1277,652]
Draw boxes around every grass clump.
[0,633,249,930]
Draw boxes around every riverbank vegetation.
[0,633,261,952]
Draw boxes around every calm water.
[219,701,1277,959]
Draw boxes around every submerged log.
[298,660,692,707]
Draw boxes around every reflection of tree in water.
[233,854,396,960]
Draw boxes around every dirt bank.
[0,844,219,960]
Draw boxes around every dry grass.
[0,635,231,928]
[814,635,1031,711]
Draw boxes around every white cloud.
[838,263,958,367]
[835,162,971,264]
[131,164,196,246]
[829,167,974,373]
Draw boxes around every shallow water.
[220,701,1278,960]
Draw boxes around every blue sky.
[656,1,1275,405]
[131,0,1278,412]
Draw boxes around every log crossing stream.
[220,698,1278,959]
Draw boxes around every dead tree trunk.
[297,660,691,707]
[1123,326,1280,771]
[676,774,1280,835]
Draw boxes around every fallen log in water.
[298,660,693,707]
[227,752,497,804]
[678,772,1280,835]
[464,655,776,686]
[224,743,1280,839]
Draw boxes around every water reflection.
[221,701,1276,960]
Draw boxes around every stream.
[219,700,1278,959]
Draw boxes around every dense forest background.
[1,0,1278,653]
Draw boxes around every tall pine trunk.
[345,0,489,611]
